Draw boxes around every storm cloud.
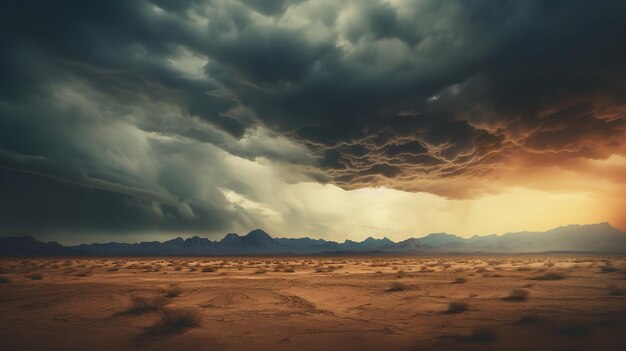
[1,0,625,240]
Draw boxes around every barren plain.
[1,256,625,351]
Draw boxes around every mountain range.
[1,223,626,257]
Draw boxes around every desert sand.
[1,255,625,351]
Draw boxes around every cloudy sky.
[1,0,625,244]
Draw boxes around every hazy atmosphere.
[1,0,626,244]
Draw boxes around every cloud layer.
[1,0,625,240]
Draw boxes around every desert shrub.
[459,327,498,343]
[125,296,168,314]
[599,266,618,273]
[75,270,92,277]
[284,267,295,273]
[254,269,267,274]
[26,273,43,280]
[163,283,183,298]
[146,308,201,336]
[453,277,467,284]
[516,314,544,325]
[446,301,469,314]
[387,282,409,292]
[0,276,11,284]
[503,289,529,301]
[531,272,566,281]
[107,267,119,272]
[201,266,216,273]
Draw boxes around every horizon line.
[4,221,617,246]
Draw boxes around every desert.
[1,255,625,351]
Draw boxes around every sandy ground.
[1,255,625,351]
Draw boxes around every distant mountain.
[0,236,85,257]
[219,229,277,250]
[1,223,625,256]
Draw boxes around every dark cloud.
[1,0,625,238]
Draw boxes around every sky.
[1,0,625,244]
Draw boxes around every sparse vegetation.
[503,289,529,301]
[386,282,409,292]
[445,301,469,314]
[531,272,566,281]
[25,273,43,280]
[163,283,183,298]
[453,277,467,284]
[599,266,618,273]
[145,308,201,336]
[125,296,168,315]
[516,314,544,325]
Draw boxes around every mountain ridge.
[1,223,625,256]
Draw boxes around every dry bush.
[445,301,469,314]
[163,283,183,298]
[254,269,267,274]
[386,282,409,292]
[516,314,544,325]
[75,270,92,277]
[453,277,467,284]
[284,267,295,273]
[531,272,566,281]
[599,266,619,273]
[0,276,11,284]
[107,267,119,272]
[484,273,502,278]
[201,266,216,273]
[146,308,201,336]
[457,327,498,343]
[125,296,168,314]
[25,273,43,280]
[503,289,530,301]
